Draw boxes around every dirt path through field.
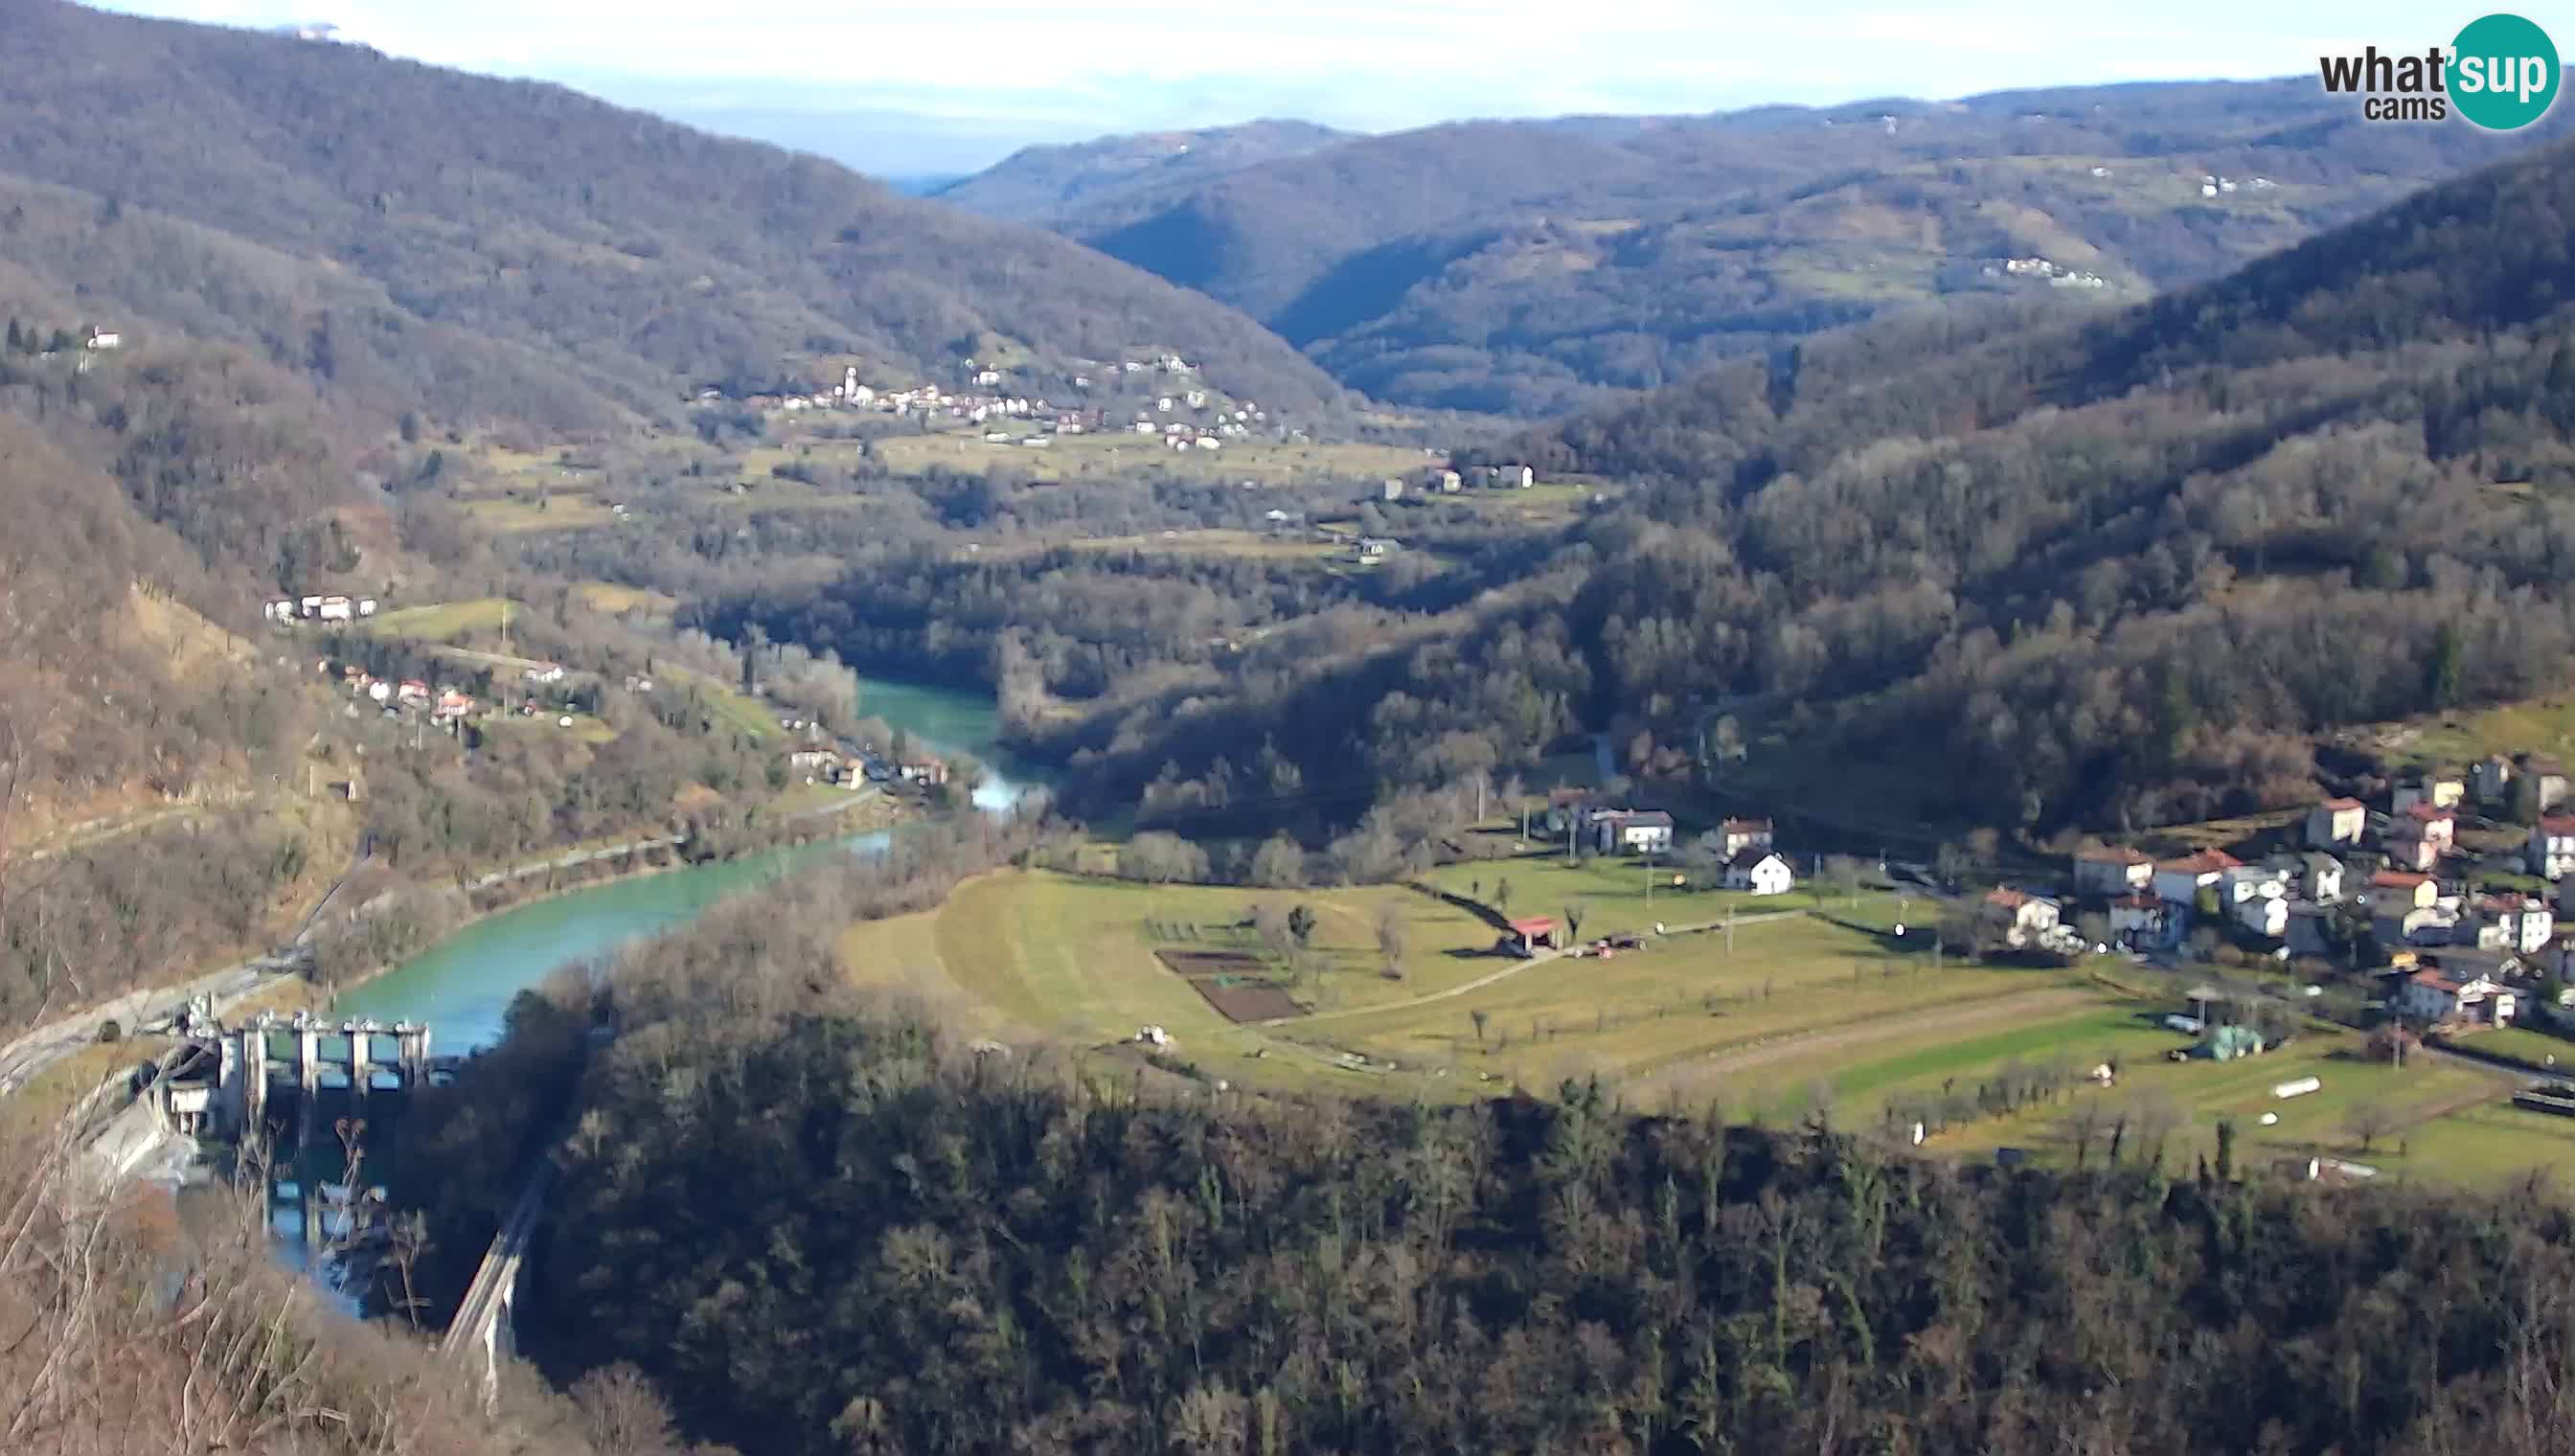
[1625,986,2106,1099]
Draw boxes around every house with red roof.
[2305,797,2366,851]
[2395,968,2515,1027]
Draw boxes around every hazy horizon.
[96,0,2475,175]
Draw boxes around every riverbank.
[258,791,916,1026]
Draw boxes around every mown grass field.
[365,598,516,642]
[874,429,1431,486]
[838,870,1494,1096]
[2350,692,2575,773]
[1418,853,1831,937]
[2451,1023,2575,1073]
[832,864,2575,1185]
[661,667,783,743]
[573,581,678,616]
[2400,1101,2575,1187]
[1306,914,2047,1093]
[479,712,620,747]
[966,528,1346,565]
[460,492,619,534]
[1913,1022,2511,1177]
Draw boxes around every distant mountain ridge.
[931,120,1351,223]
[1039,136,2575,836]
[0,0,1345,432]
[938,80,2569,416]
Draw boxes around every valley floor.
[840,856,2575,1190]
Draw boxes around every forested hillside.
[949,137,2575,839]
[0,0,1345,428]
[399,870,2575,1456]
[955,80,2566,415]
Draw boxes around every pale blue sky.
[102,0,2508,174]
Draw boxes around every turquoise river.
[334,674,1032,1053]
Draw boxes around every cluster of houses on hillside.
[263,593,379,626]
[311,653,593,740]
[780,731,949,793]
[1988,256,2108,290]
[2055,754,2575,1032]
[314,659,481,733]
[704,354,1284,455]
[1535,792,1800,896]
[1380,464,1538,501]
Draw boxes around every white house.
[2529,816,2575,880]
[1723,850,1795,896]
[262,599,296,623]
[2235,893,2289,939]
[522,663,567,685]
[83,327,121,351]
[1591,809,1675,856]
[2396,969,2515,1027]
[2072,846,2154,899]
[2390,804,2456,870]
[1715,817,1774,859]
[2294,853,2346,904]
[2394,773,2467,815]
[1981,889,2062,949]
[316,596,354,622]
[2153,851,2242,906]
[2306,798,2366,850]
[2470,894,2556,955]
[2367,869,2439,910]
[2219,863,2290,910]
[2520,756,2571,812]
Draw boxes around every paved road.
[0,853,373,1098]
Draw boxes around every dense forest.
[0,0,1346,431]
[946,79,2570,414]
[924,138,2575,840]
[381,867,2575,1456]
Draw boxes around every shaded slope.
[1012,80,2566,415]
[0,0,1345,429]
